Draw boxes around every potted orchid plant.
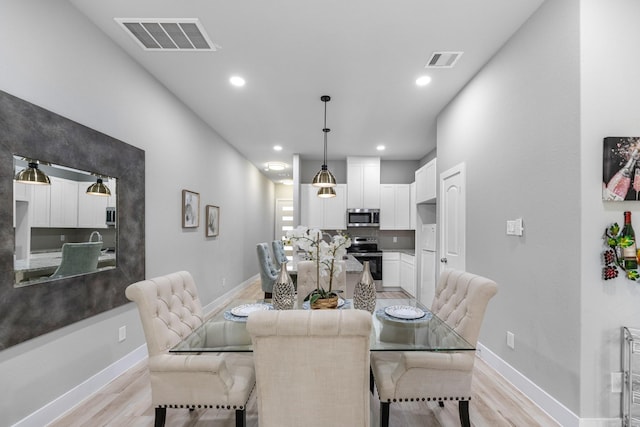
[286,226,351,307]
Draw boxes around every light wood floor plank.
[50,279,560,427]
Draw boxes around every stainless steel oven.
[348,236,382,291]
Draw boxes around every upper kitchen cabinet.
[300,184,347,230]
[50,176,78,228]
[77,181,109,228]
[347,157,380,209]
[415,158,436,203]
[380,184,411,230]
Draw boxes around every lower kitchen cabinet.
[382,252,400,288]
[400,253,416,297]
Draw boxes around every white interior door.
[439,163,466,273]
[275,199,294,260]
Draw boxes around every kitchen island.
[14,250,116,286]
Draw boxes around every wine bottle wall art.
[603,137,640,201]
[603,211,640,281]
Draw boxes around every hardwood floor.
[50,280,560,427]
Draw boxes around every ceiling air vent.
[115,18,217,51]
[425,51,463,68]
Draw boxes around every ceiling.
[68,0,545,183]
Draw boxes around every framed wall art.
[206,205,220,237]
[182,189,200,228]
[603,137,640,201]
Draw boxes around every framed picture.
[206,205,220,237]
[182,189,200,228]
[603,137,640,201]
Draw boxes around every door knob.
[440,257,448,263]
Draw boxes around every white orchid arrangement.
[286,226,351,303]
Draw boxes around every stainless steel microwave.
[347,208,380,227]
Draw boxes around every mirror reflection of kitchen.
[13,156,117,287]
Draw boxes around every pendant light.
[15,160,51,185]
[317,186,336,198]
[311,95,337,190]
[86,178,111,196]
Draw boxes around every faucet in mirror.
[13,156,117,287]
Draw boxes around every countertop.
[288,253,363,273]
[381,249,415,256]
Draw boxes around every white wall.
[0,0,274,425]
[437,0,582,416]
[580,0,640,419]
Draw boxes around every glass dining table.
[170,297,475,353]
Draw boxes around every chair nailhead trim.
[387,396,472,403]
[159,404,245,410]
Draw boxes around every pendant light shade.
[86,178,111,196]
[15,161,51,185]
[317,186,336,198]
[312,95,337,189]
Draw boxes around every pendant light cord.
[323,96,330,167]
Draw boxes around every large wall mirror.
[13,157,118,287]
[0,90,145,350]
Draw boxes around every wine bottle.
[605,148,640,201]
[623,211,638,270]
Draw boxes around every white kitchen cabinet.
[400,253,416,297]
[410,182,416,230]
[347,157,380,208]
[415,158,437,203]
[379,184,411,230]
[50,176,78,228]
[382,251,400,288]
[30,184,51,227]
[300,184,347,230]
[77,184,109,228]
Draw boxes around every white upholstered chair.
[295,259,347,306]
[125,271,255,427]
[370,269,498,427]
[247,309,372,427]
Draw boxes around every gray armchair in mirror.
[49,241,103,279]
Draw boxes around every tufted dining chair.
[247,309,372,427]
[256,243,278,298]
[271,239,288,270]
[370,269,498,427]
[295,259,347,306]
[125,271,255,427]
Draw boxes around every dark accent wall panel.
[0,90,145,349]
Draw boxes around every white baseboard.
[15,275,260,427]
[15,345,148,427]
[203,274,259,314]
[475,343,622,427]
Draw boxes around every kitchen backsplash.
[30,227,116,252]
[345,227,415,250]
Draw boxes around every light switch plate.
[506,218,524,236]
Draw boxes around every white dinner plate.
[230,303,272,317]
[384,305,425,320]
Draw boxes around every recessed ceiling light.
[230,76,245,87]
[416,75,432,87]
[273,145,283,151]
[267,162,287,171]
[281,179,293,185]
[376,145,386,151]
